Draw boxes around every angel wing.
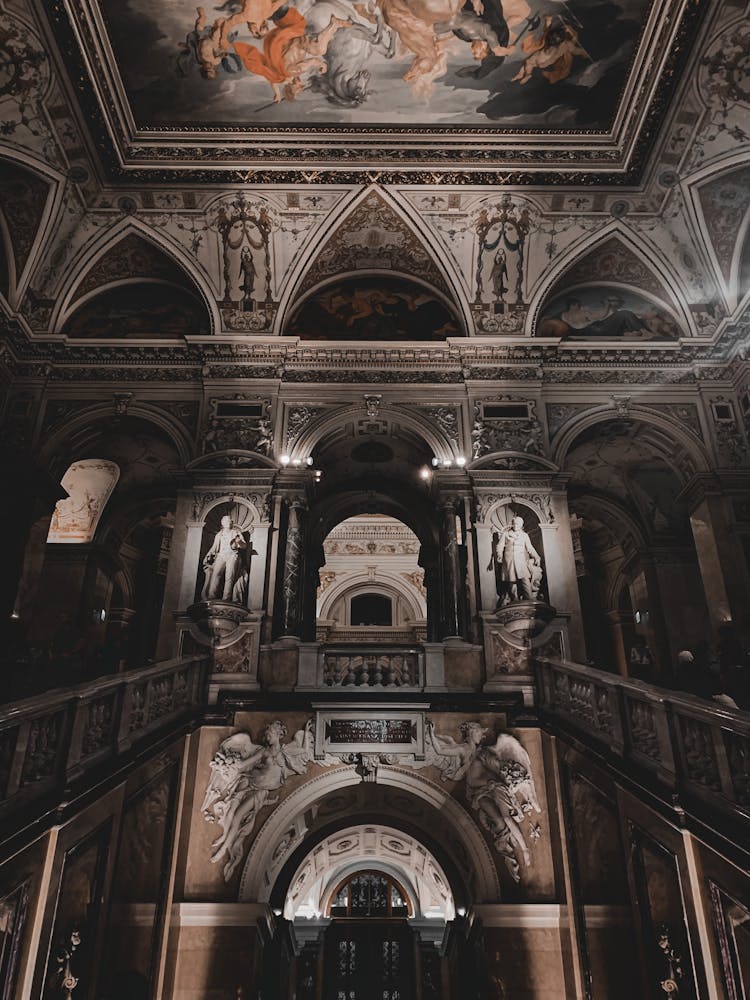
[278,725,314,776]
[490,734,541,814]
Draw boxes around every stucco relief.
[203,717,543,884]
[202,719,325,880]
[406,721,543,881]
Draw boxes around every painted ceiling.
[45,0,704,181]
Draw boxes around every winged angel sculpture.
[418,721,543,881]
[201,720,317,880]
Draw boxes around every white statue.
[488,515,543,604]
[417,721,542,881]
[202,515,248,601]
[202,720,316,881]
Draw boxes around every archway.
[560,417,709,678]
[316,514,427,653]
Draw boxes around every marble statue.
[202,515,248,601]
[419,721,542,881]
[488,515,543,604]
[201,720,316,881]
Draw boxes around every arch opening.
[316,514,427,647]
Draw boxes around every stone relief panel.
[697,17,750,162]
[695,164,750,293]
[200,396,272,458]
[201,720,323,880]
[295,189,453,302]
[472,398,545,459]
[201,715,544,885]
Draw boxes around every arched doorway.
[322,870,416,1000]
[279,821,457,1000]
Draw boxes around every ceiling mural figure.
[285,275,461,339]
[536,285,681,340]
[98,0,653,128]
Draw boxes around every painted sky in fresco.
[99,0,652,128]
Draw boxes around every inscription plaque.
[314,704,427,759]
[326,719,417,745]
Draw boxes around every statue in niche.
[239,246,257,310]
[202,515,248,601]
[488,514,543,604]
[201,721,316,881]
[418,721,542,881]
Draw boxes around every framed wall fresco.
[47,460,120,545]
[98,760,181,1000]
[61,284,211,339]
[560,764,641,1000]
[626,822,699,1000]
[41,821,113,1000]
[46,0,707,181]
[536,285,682,341]
[285,276,461,340]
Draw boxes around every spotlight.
[431,457,439,467]
[442,459,452,468]
[456,456,466,467]
[420,467,431,480]
[10,610,19,620]
[280,454,290,466]
[306,456,314,466]
[292,458,302,466]
[457,907,466,917]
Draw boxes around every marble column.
[686,476,750,643]
[439,497,466,641]
[277,498,307,641]
[543,488,586,661]
[248,520,271,612]
[606,609,632,678]
[419,544,441,643]
[156,490,200,659]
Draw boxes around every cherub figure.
[513,15,590,85]
[233,10,353,102]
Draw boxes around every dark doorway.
[350,593,393,627]
[323,920,414,1000]
[322,871,415,999]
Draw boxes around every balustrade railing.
[0,655,209,821]
[537,657,750,823]
[321,647,424,689]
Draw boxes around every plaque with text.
[314,705,427,759]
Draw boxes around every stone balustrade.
[537,657,750,821]
[321,647,423,688]
[0,655,209,820]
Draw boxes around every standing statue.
[239,245,257,308]
[202,515,248,601]
[488,515,543,604]
[201,721,316,881]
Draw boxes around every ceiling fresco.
[46,0,704,180]
[103,0,648,129]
